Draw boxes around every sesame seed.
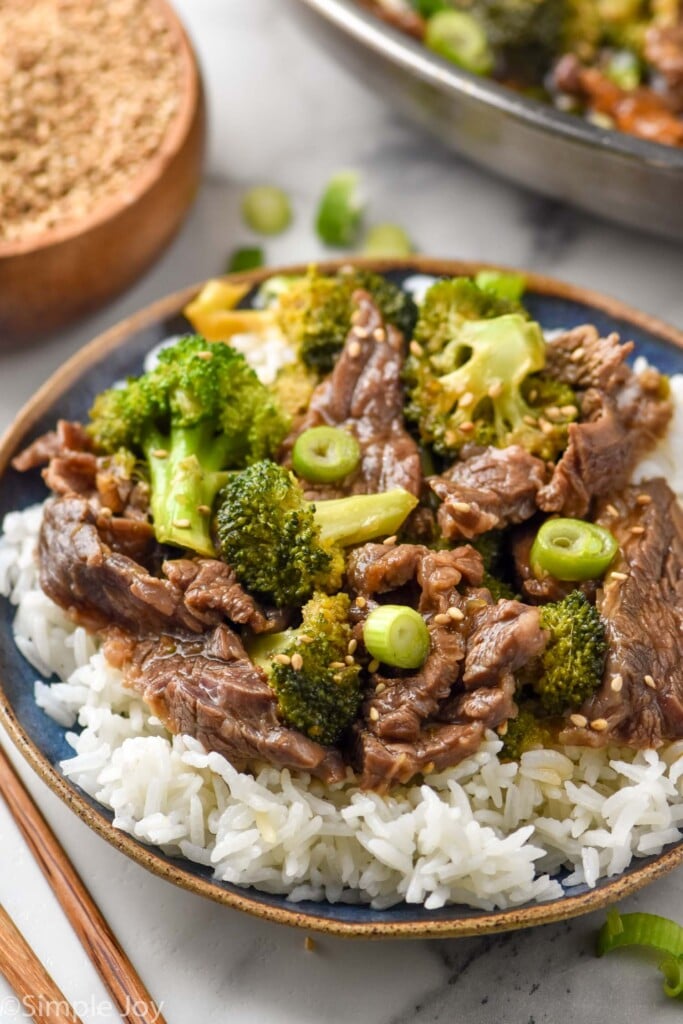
[561,405,578,417]
[630,526,645,535]
[451,501,471,514]
[347,638,358,655]
[610,674,623,692]
[369,707,380,722]
[375,682,386,695]
[384,535,397,546]
[274,654,291,666]
[636,494,652,506]
[459,421,474,434]
[355,326,370,339]
[409,340,423,357]
[488,380,503,399]
[611,571,628,581]
[569,713,588,728]
[605,504,618,517]
[523,414,538,427]
[590,718,609,732]
[304,937,315,952]
[173,518,191,529]
[539,418,555,436]
[299,634,314,644]
[344,655,354,666]
[290,653,303,671]
[355,596,367,608]
[448,606,464,621]
[433,613,450,625]
[496,721,508,736]
[459,391,474,408]
[152,448,169,459]
[350,310,363,326]
[197,504,211,515]
[368,659,380,673]
[196,350,213,361]
[329,661,345,670]
[544,406,561,421]
[333,674,343,683]
[423,761,436,775]
[373,327,386,343]
[571,347,585,362]
[348,339,362,358]
[644,674,656,689]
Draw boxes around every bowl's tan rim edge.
[1,256,682,940]
[0,0,201,260]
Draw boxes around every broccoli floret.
[249,592,361,744]
[455,0,564,55]
[532,590,607,715]
[404,277,577,460]
[88,336,289,557]
[269,361,319,420]
[501,704,556,760]
[275,267,417,374]
[216,460,418,607]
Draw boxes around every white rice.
[2,367,682,911]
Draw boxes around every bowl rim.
[295,0,683,169]
[0,0,201,260]
[2,255,683,940]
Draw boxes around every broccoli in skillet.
[404,276,578,461]
[248,592,361,744]
[501,704,556,759]
[531,590,607,715]
[215,459,418,607]
[88,335,289,557]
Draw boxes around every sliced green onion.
[363,605,430,670]
[315,171,364,247]
[424,10,494,76]
[530,518,618,582]
[598,910,683,999]
[292,426,361,483]
[475,269,526,302]
[362,223,413,258]
[226,246,264,273]
[241,185,292,236]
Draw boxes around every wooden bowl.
[0,0,205,344]
[2,258,683,938]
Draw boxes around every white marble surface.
[1,1,683,1021]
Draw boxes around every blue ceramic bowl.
[1,258,682,938]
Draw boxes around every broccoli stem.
[144,424,232,556]
[313,489,419,547]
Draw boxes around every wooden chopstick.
[0,903,83,1024]
[0,743,167,1024]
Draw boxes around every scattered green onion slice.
[424,10,494,76]
[226,246,264,273]
[362,223,413,258]
[530,518,618,582]
[315,171,364,247]
[475,269,526,302]
[292,426,361,483]
[598,910,683,999]
[363,605,430,670]
[241,186,292,236]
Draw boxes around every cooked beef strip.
[461,598,547,689]
[281,290,421,500]
[356,0,425,39]
[39,496,274,636]
[429,446,548,540]
[116,625,345,783]
[355,722,486,793]
[559,479,683,749]
[11,420,92,471]
[537,327,671,517]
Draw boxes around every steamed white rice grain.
[2,363,682,910]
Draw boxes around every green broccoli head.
[404,277,577,460]
[250,592,361,744]
[457,0,564,55]
[533,590,606,715]
[88,335,290,556]
[273,267,417,374]
[215,460,419,607]
[501,704,556,760]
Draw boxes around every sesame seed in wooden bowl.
[0,0,205,343]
